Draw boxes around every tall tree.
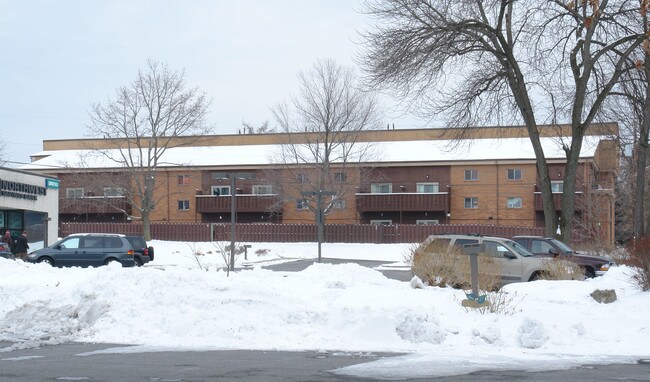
[87,60,212,240]
[360,0,645,241]
[272,59,382,252]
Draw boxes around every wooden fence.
[60,222,545,243]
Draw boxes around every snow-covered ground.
[0,240,648,380]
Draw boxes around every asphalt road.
[1,342,649,382]
[262,257,414,282]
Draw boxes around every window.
[507,168,522,180]
[82,237,103,249]
[370,220,392,225]
[178,175,190,185]
[178,200,190,211]
[104,237,124,249]
[464,197,478,209]
[252,185,273,195]
[66,188,84,199]
[551,181,564,193]
[483,240,511,258]
[506,197,523,209]
[211,186,230,196]
[297,173,308,183]
[332,198,346,209]
[464,169,479,181]
[60,237,80,249]
[416,182,439,193]
[103,187,124,197]
[416,220,439,225]
[531,239,554,254]
[334,172,347,183]
[296,198,309,210]
[371,183,392,194]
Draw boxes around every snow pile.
[0,241,647,379]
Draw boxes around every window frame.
[66,188,84,199]
[416,182,439,193]
[177,200,190,211]
[334,172,347,183]
[464,169,479,181]
[370,219,392,225]
[177,175,191,186]
[370,183,392,194]
[211,186,231,196]
[506,196,523,209]
[464,197,479,209]
[252,185,273,195]
[551,181,564,193]
[507,168,522,180]
[416,219,439,225]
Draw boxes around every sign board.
[45,179,59,189]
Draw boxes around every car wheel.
[134,257,143,267]
[585,269,596,278]
[38,257,54,266]
[104,258,119,266]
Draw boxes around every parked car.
[419,234,558,285]
[512,236,613,278]
[0,242,15,260]
[27,233,135,267]
[124,235,154,266]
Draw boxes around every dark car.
[512,236,614,278]
[27,233,135,267]
[124,235,154,266]
[0,242,15,260]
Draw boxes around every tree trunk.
[635,54,650,237]
[560,132,584,243]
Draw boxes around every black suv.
[125,236,154,266]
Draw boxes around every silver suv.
[420,234,552,285]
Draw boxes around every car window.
[507,240,534,257]
[549,238,573,253]
[60,237,80,249]
[531,239,554,254]
[129,237,145,248]
[483,240,510,257]
[82,237,104,249]
[105,237,125,249]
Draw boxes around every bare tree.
[272,58,383,215]
[272,59,382,258]
[0,141,7,166]
[87,60,213,240]
[360,0,645,241]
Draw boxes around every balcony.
[59,196,132,215]
[196,195,281,213]
[533,192,585,211]
[356,192,449,212]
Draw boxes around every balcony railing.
[356,192,449,212]
[533,192,585,211]
[59,196,132,215]
[196,195,281,213]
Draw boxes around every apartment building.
[22,124,619,244]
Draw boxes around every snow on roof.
[21,136,604,171]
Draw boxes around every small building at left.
[0,166,59,250]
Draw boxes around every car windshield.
[549,238,574,253]
[504,239,535,257]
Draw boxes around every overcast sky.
[0,1,425,166]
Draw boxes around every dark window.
[334,172,347,183]
[178,175,190,185]
[178,200,190,210]
[464,169,478,181]
[507,168,522,180]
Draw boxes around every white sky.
[0,1,424,166]
[1,241,648,379]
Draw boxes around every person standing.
[1,229,13,252]
[14,231,29,261]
